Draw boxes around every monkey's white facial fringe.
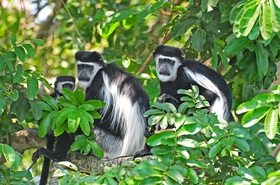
[77,81,90,89]
[56,81,75,93]
[184,68,230,121]
[155,55,181,82]
[96,73,146,159]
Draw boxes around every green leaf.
[242,106,270,127]
[27,75,39,100]
[22,43,35,57]
[79,113,91,136]
[239,0,260,36]
[14,46,26,62]
[102,22,119,38]
[209,142,222,158]
[67,112,80,133]
[0,91,6,115]
[260,2,273,40]
[236,101,259,114]
[62,88,77,105]
[31,38,44,46]
[144,109,164,117]
[178,124,201,136]
[167,169,184,183]
[171,17,197,39]
[137,9,151,23]
[150,0,168,12]
[152,102,171,112]
[186,168,199,184]
[264,107,278,139]
[70,136,87,151]
[89,141,104,158]
[270,0,280,32]
[112,10,137,22]
[234,137,250,152]
[41,94,59,111]
[191,29,206,52]
[56,107,76,127]
[38,113,53,137]
[36,101,52,112]
[255,41,269,77]
[10,92,30,122]
[30,101,42,121]
[147,131,175,146]
[85,100,106,109]
[224,36,251,54]
[0,55,5,73]
[177,138,199,148]
[74,89,85,104]
[2,144,16,165]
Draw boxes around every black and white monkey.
[75,51,150,159]
[32,76,76,185]
[153,45,232,121]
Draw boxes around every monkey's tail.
[39,134,55,185]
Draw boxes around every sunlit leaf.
[31,38,44,46]
[260,2,273,39]
[22,43,35,57]
[242,106,270,127]
[177,138,199,148]
[147,131,175,146]
[264,107,278,139]
[239,0,260,36]
[67,112,80,133]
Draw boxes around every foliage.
[55,86,280,184]
[237,85,280,139]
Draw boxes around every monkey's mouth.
[159,71,171,76]
[78,77,90,81]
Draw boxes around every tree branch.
[0,129,137,174]
[136,34,172,75]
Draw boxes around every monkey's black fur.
[153,45,232,121]
[75,51,150,159]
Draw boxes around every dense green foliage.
[0,0,280,184]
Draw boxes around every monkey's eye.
[159,58,175,65]
[62,84,74,89]
[88,66,93,71]
[77,65,83,70]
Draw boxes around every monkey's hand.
[158,93,179,104]
[32,148,57,162]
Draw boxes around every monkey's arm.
[158,93,180,104]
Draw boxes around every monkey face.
[76,61,102,89]
[155,55,181,82]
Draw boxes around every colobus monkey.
[32,76,76,185]
[75,51,150,159]
[153,45,232,121]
